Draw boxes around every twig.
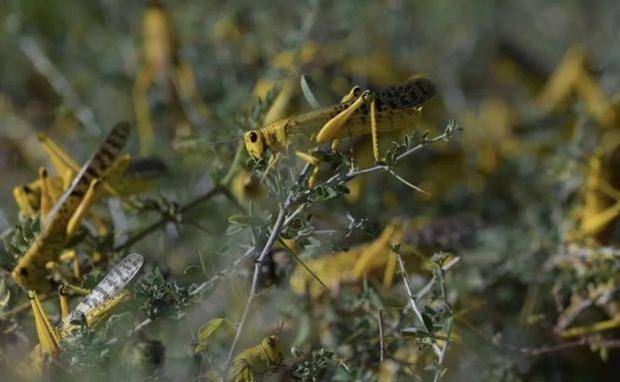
[225,207,287,365]
[555,298,592,331]
[129,246,256,335]
[0,292,51,320]
[560,314,620,338]
[378,310,386,363]
[417,256,460,299]
[191,246,256,297]
[129,318,152,335]
[224,129,452,366]
[396,253,442,357]
[114,186,224,252]
[225,163,312,367]
[521,337,620,357]
[338,132,450,181]
[294,131,452,206]
[433,260,453,382]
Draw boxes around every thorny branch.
[114,186,225,252]
[396,253,443,358]
[225,163,313,366]
[226,127,455,366]
[521,337,620,357]
[129,246,256,335]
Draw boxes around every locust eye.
[267,336,277,347]
[249,132,258,143]
[352,86,362,97]
[20,267,29,277]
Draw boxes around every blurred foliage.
[1,0,620,381]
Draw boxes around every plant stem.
[114,186,224,252]
[225,207,286,365]
[223,130,451,367]
[224,163,312,368]
[396,253,442,357]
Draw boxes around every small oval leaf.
[195,318,226,353]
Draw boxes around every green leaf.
[195,318,227,353]
[228,214,267,227]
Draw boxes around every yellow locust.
[11,123,131,293]
[16,253,144,379]
[134,0,209,155]
[227,335,283,382]
[575,145,620,243]
[290,215,474,298]
[244,78,437,185]
[13,131,164,220]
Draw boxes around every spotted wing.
[315,78,437,142]
[67,253,144,324]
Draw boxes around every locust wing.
[65,253,144,326]
[12,122,131,292]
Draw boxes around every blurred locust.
[15,253,144,379]
[537,44,617,128]
[227,334,283,382]
[576,145,620,243]
[13,131,165,220]
[244,78,437,186]
[134,1,209,154]
[290,215,475,298]
[11,123,131,292]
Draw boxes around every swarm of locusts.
[2,1,620,381]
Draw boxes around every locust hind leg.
[58,283,91,321]
[330,86,363,152]
[13,182,39,217]
[316,89,369,145]
[299,87,370,186]
[58,285,70,320]
[369,96,381,162]
[316,90,383,161]
[66,179,102,237]
[28,291,61,356]
[580,159,620,237]
[580,199,620,237]
[134,67,155,155]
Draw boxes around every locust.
[576,145,620,243]
[244,78,437,185]
[290,215,476,298]
[11,123,131,293]
[134,0,208,154]
[13,131,165,220]
[17,253,144,379]
[227,335,283,382]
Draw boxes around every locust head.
[244,130,266,160]
[261,335,283,367]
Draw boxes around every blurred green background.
[1,0,619,381]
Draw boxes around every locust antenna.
[173,135,243,150]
